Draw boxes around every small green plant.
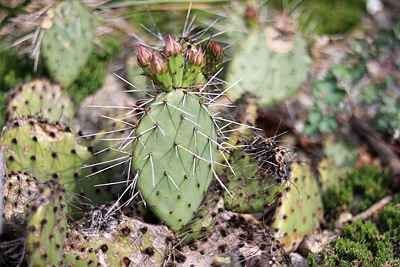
[304,27,400,139]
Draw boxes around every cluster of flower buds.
[137,35,224,92]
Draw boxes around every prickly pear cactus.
[269,161,323,252]
[225,12,311,107]
[2,171,39,232]
[6,78,75,125]
[25,180,68,266]
[224,135,290,213]
[64,212,171,266]
[130,37,225,231]
[40,1,94,88]
[0,117,114,212]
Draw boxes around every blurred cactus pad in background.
[0,0,400,266]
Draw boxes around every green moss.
[321,219,398,266]
[379,197,400,240]
[66,38,121,103]
[322,166,390,220]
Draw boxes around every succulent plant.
[178,184,225,244]
[6,78,75,125]
[269,161,323,252]
[131,37,225,231]
[224,11,311,108]
[1,171,39,233]
[223,135,291,213]
[64,211,171,266]
[24,180,68,266]
[0,117,114,214]
[40,1,94,88]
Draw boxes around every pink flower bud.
[149,52,168,74]
[188,46,204,66]
[164,35,183,56]
[137,45,152,68]
[245,5,258,29]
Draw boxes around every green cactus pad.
[225,29,311,107]
[25,180,67,266]
[6,78,75,125]
[41,1,94,88]
[0,117,114,212]
[132,89,218,231]
[179,185,225,243]
[2,171,39,232]
[223,136,290,213]
[64,213,171,266]
[270,161,323,252]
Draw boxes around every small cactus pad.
[225,29,311,107]
[64,213,170,266]
[179,185,225,243]
[0,117,114,211]
[41,1,94,87]
[25,180,68,266]
[224,135,290,213]
[6,78,75,125]
[132,89,218,230]
[270,161,323,252]
[2,171,39,231]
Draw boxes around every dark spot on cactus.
[53,206,58,213]
[218,244,226,253]
[71,149,77,154]
[55,243,61,250]
[177,195,181,199]
[123,257,131,266]
[220,229,227,237]
[156,191,160,196]
[122,226,131,236]
[32,136,38,142]
[282,214,287,220]
[41,253,48,260]
[139,226,148,234]
[88,247,93,253]
[74,172,80,178]
[28,225,36,232]
[169,210,173,214]
[87,260,94,265]
[30,155,36,161]
[144,247,154,256]
[49,131,56,138]
[13,121,19,127]
[11,137,17,144]
[51,152,58,158]
[8,155,14,162]
[100,244,108,253]
[40,219,47,227]
[52,173,60,179]
[274,228,279,233]
[188,203,191,208]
